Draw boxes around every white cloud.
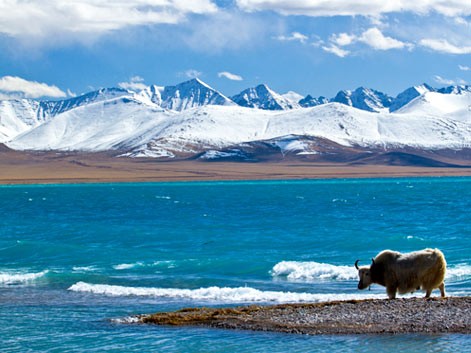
[0,76,66,98]
[67,89,77,97]
[181,69,202,79]
[420,38,471,54]
[218,72,243,81]
[330,32,356,47]
[276,32,308,43]
[179,10,272,53]
[358,27,408,50]
[236,0,471,17]
[323,28,408,55]
[310,35,325,48]
[118,75,147,91]
[434,75,467,85]
[459,65,471,71]
[0,0,218,39]
[322,45,350,58]
[454,17,470,26]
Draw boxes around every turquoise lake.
[0,177,470,352]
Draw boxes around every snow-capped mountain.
[2,79,471,160]
[389,84,435,112]
[331,87,393,112]
[7,99,471,158]
[0,87,139,142]
[298,95,329,108]
[157,78,235,111]
[437,85,471,95]
[395,89,471,121]
[43,88,132,117]
[230,84,298,110]
[0,99,51,141]
[282,91,304,105]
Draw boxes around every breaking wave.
[271,261,471,283]
[111,316,141,324]
[271,261,357,281]
[113,263,141,270]
[113,260,176,270]
[446,264,471,281]
[68,281,385,303]
[0,270,49,285]
[72,266,98,272]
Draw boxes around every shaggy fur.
[356,248,446,299]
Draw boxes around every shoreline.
[1,150,471,185]
[137,297,471,335]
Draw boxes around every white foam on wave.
[72,266,98,272]
[111,316,141,324]
[113,263,142,270]
[68,281,386,303]
[271,261,357,281]
[0,270,48,285]
[271,261,471,284]
[113,260,176,270]
[446,264,471,281]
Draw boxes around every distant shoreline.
[1,150,471,185]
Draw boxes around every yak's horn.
[371,258,375,265]
[355,260,360,269]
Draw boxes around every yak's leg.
[386,286,397,299]
[439,283,446,298]
[425,289,432,298]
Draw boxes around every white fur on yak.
[355,248,446,299]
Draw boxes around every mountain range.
[1,78,470,163]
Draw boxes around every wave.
[111,316,141,324]
[68,281,387,303]
[113,263,142,270]
[113,260,176,270]
[271,261,357,281]
[271,261,471,283]
[0,270,48,285]
[72,266,98,272]
[446,264,471,281]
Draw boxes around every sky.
[0,0,470,100]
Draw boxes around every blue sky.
[0,0,470,100]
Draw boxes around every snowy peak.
[299,95,329,108]
[137,85,164,105]
[0,87,133,143]
[160,78,235,111]
[282,91,304,105]
[0,99,45,141]
[332,87,393,112]
[437,85,471,95]
[394,87,471,120]
[389,83,435,112]
[41,87,132,117]
[231,84,298,110]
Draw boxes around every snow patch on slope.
[396,90,471,121]
[8,101,471,156]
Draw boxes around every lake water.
[1,178,470,352]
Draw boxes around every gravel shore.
[138,297,471,335]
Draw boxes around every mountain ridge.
[1,78,470,161]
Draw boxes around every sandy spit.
[137,297,471,335]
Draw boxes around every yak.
[355,248,446,299]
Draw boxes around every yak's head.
[355,259,374,290]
